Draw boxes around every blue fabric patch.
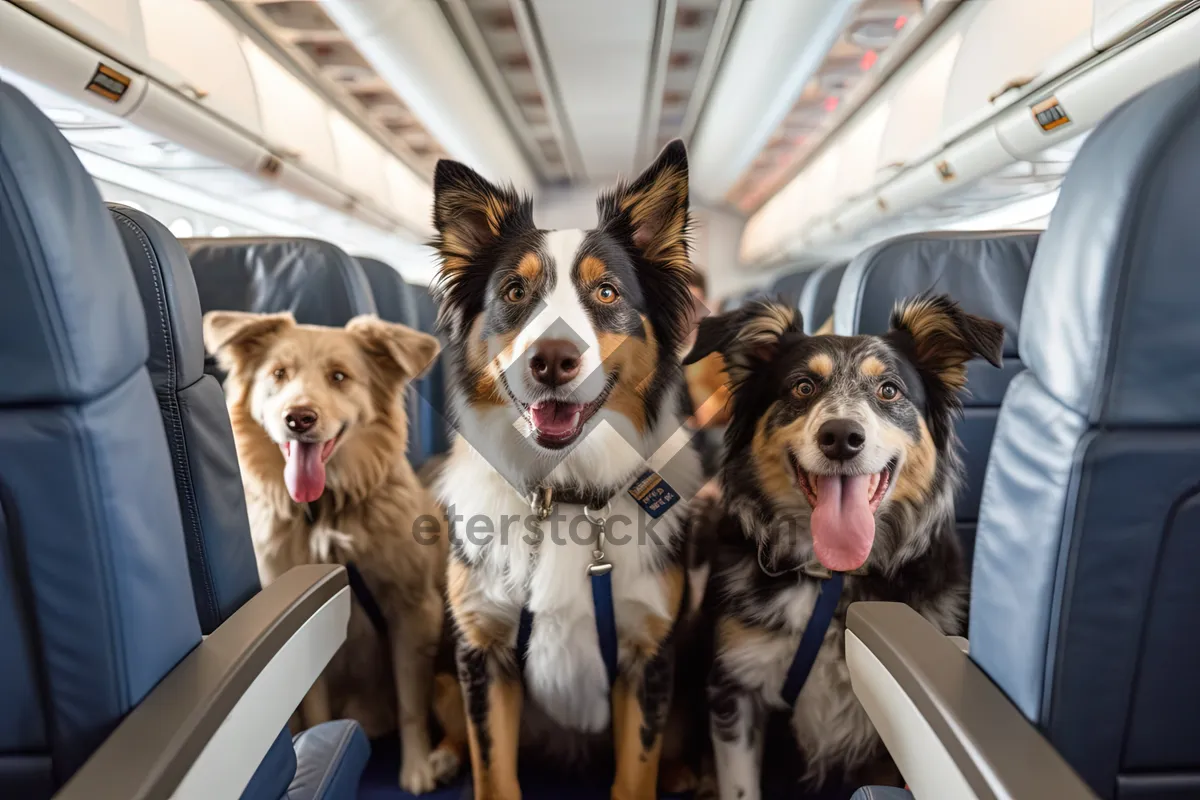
[627,470,679,519]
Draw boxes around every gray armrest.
[55,564,350,800]
[846,602,1097,800]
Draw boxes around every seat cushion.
[286,721,369,800]
[110,204,260,634]
[849,788,913,800]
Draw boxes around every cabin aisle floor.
[357,736,862,799]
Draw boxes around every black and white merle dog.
[684,296,1004,797]
[431,141,704,799]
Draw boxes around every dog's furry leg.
[611,565,684,800]
[449,558,522,800]
[393,592,443,794]
[299,675,333,730]
[457,642,522,800]
[708,665,764,800]
[430,672,468,780]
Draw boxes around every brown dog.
[204,310,465,794]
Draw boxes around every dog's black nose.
[817,419,866,461]
[530,339,581,387]
[285,407,319,433]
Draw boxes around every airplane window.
[211,226,231,238]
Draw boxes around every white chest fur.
[440,425,699,733]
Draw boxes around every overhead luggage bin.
[940,0,1095,144]
[138,0,264,139]
[996,2,1200,160]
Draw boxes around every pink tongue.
[810,474,875,572]
[284,442,326,503]
[530,401,584,436]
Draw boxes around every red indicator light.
[823,96,840,112]
[895,15,907,29]
[860,50,878,70]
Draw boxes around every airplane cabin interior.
[2,1,1200,799]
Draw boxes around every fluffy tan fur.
[204,310,465,795]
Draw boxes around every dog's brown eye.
[595,283,619,304]
[878,381,901,401]
[793,378,816,398]
[272,367,286,381]
[504,284,526,303]
[331,370,346,383]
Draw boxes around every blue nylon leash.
[516,496,619,686]
[590,569,619,684]
[517,573,617,684]
[780,571,844,707]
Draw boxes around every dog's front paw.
[399,747,461,795]
[428,743,463,783]
[399,756,438,795]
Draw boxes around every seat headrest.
[833,231,1039,357]
[0,82,147,406]
[1021,65,1200,425]
[356,256,419,328]
[109,204,205,391]
[183,237,377,325]
[797,261,848,334]
[770,268,813,308]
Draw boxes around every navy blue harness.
[781,571,844,707]
[303,502,390,640]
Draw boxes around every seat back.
[355,257,433,468]
[409,283,452,461]
[769,267,813,308]
[797,260,848,333]
[0,81,200,796]
[109,205,261,634]
[183,237,377,382]
[832,231,1038,564]
[970,64,1200,798]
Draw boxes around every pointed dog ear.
[684,300,804,386]
[202,310,294,374]
[431,159,527,265]
[430,159,532,336]
[347,315,441,384]
[889,293,1005,392]
[599,139,695,344]
[889,293,1005,446]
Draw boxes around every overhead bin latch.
[989,74,1037,104]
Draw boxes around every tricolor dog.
[685,296,1004,796]
[431,140,704,798]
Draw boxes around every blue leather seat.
[355,257,434,470]
[769,266,813,308]
[408,283,452,462]
[109,203,261,634]
[832,231,1038,565]
[182,237,378,384]
[184,237,377,324]
[797,260,848,333]
[967,64,1200,797]
[109,205,369,799]
[0,76,201,800]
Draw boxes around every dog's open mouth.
[505,371,619,450]
[789,453,897,573]
[280,425,346,504]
